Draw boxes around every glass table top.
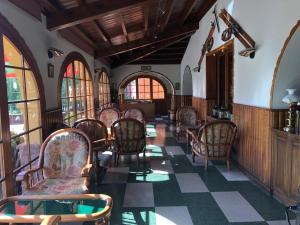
[0,198,106,216]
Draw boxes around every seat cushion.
[22,177,88,195]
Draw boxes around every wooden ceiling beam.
[194,0,217,22]
[180,0,197,25]
[144,5,149,32]
[93,21,112,45]
[111,33,191,68]
[160,0,176,30]
[35,0,57,13]
[72,26,96,48]
[47,0,150,31]
[120,15,129,43]
[96,23,198,58]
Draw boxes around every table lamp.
[282,89,300,133]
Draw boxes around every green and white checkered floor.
[88,117,293,225]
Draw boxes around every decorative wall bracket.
[194,22,216,72]
[219,9,256,58]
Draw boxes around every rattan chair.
[98,107,120,133]
[176,106,201,139]
[124,108,145,124]
[111,118,146,166]
[192,121,237,171]
[20,128,92,195]
[73,119,111,184]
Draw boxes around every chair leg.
[227,160,231,171]
[192,152,195,163]
[95,152,100,186]
[137,154,140,167]
[205,160,208,171]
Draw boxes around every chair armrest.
[20,167,43,188]
[93,138,108,145]
[81,164,93,177]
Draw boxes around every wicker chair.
[192,121,237,171]
[111,118,146,166]
[124,108,145,124]
[20,128,93,195]
[73,119,111,184]
[176,106,201,139]
[98,107,120,133]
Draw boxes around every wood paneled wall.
[232,103,273,187]
[192,97,215,120]
[43,108,63,139]
[192,99,288,190]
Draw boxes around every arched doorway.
[271,20,300,109]
[118,72,175,119]
[182,66,193,106]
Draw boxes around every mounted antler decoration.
[219,9,256,58]
[194,22,216,72]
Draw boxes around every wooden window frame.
[0,13,45,197]
[122,75,166,100]
[98,68,111,107]
[58,52,94,126]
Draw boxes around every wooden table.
[0,194,112,224]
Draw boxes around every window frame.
[58,52,94,126]
[98,69,111,107]
[122,75,166,100]
[0,14,45,197]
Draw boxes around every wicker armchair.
[20,128,92,195]
[98,107,120,133]
[124,108,145,124]
[176,106,201,139]
[111,118,146,166]
[73,119,111,184]
[192,121,237,171]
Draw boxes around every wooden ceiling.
[36,0,216,68]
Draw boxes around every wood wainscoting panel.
[43,108,63,139]
[192,97,215,121]
[272,129,300,204]
[232,103,273,187]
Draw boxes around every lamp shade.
[282,89,300,104]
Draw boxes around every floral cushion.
[99,109,119,128]
[43,132,88,179]
[177,108,197,126]
[22,178,88,195]
[124,109,144,123]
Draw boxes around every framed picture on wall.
[48,63,54,78]
[175,82,180,90]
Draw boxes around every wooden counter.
[120,102,155,121]
[272,129,300,204]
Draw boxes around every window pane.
[11,134,27,170]
[138,78,145,85]
[27,100,41,130]
[25,71,39,99]
[61,98,68,119]
[67,78,73,97]
[3,35,23,68]
[61,78,67,98]
[144,78,150,85]
[9,102,26,136]
[6,69,24,102]
[65,63,73,78]
[75,79,81,96]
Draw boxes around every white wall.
[181,0,300,108]
[111,64,181,95]
[0,1,110,110]
[272,26,300,109]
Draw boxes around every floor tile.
[186,154,213,166]
[151,159,174,174]
[144,145,167,158]
[119,207,156,225]
[267,221,296,225]
[165,146,185,156]
[212,191,264,222]
[216,165,250,181]
[123,183,154,207]
[176,173,209,193]
[153,174,184,206]
[155,206,193,225]
[102,167,129,184]
[170,155,200,173]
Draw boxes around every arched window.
[59,53,94,126]
[0,17,45,196]
[124,76,165,100]
[99,70,111,106]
